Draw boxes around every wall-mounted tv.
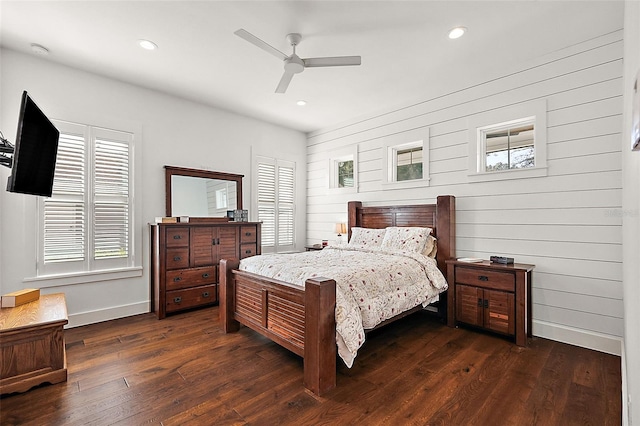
[6,91,60,197]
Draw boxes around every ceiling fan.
[234,29,362,94]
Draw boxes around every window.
[329,146,358,192]
[484,122,534,171]
[215,188,227,209]
[254,156,295,253]
[38,121,135,276]
[382,128,430,188]
[468,100,547,182]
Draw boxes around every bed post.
[347,201,362,242]
[303,276,337,396]
[219,258,240,333]
[436,195,456,327]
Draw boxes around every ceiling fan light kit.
[235,29,361,94]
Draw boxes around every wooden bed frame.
[219,195,455,395]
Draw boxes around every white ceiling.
[0,1,624,133]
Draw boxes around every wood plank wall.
[305,30,624,355]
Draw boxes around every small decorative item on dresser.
[233,209,249,222]
[1,288,40,308]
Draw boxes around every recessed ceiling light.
[448,27,467,40]
[296,100,307,106]
[138,39,158,50]
[30,43,49,55]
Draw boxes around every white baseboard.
[533,319,623,356]
[66,301,150,328]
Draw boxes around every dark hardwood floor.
[1,306,621,425]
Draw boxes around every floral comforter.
[238,245,448,367]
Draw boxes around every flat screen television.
[6,91,60,197]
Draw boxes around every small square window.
[329,147,358,192]
[468,100,547,183]
[484,124,535,172]
[216,188,227,208]
[382,127,430,188]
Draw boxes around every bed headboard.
[347,195,456,275]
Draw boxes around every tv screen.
[6,91,60,197]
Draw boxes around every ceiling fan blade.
[303,56,362,67]
[234,29,288,61]
[275,71,295,93]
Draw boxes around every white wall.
[622,2,640,424]
[306,28,624,356]
[0,48,307,326]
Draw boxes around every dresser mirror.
[165,166,243,220]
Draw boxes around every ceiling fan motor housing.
[285,55,305,74]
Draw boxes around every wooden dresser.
[446,259,534,346]
[151,222,261,319]
[0,293,68,395]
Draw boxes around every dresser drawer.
[166,227,189,247]
[166,266,217,291]
[455,267,515,292]
[240,226,257,244]
[166,284,217,312]
[240,243,257,259]
[166,248,189,270]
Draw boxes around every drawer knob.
[202,291,210,298]
[245,232,252,236]
[202,273,210,278]
[173,235,182,240]
[173,296,182,304]
[173,256,181,261]
[478,275,489,282]
[477,297,483,307]
[173,277,182,282]
[245,250,252,254]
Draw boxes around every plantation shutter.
[43,123,86,263]
[257,161,276,247]
[93,130,130,259]
[277,164,294,247]
[255,156,295,252]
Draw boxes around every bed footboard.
[219,258,337,395]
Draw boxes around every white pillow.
[348,227,386,247]
[380,226,432,253]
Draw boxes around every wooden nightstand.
[446,259,534,346]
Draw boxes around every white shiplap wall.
[306,31,623,355]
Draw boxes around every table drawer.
[166,227,189,247]
[240,226,257,244]
[166,248,189,270]
[166,284,217,312]
[166,266,217,291]
[455,267,515,292]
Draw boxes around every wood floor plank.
[0,306,621,425]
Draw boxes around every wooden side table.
[446,259,534,346]
[0,293,68,394]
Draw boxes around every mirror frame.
[165,165,243,221]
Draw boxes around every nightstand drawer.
[455,267,515,292]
